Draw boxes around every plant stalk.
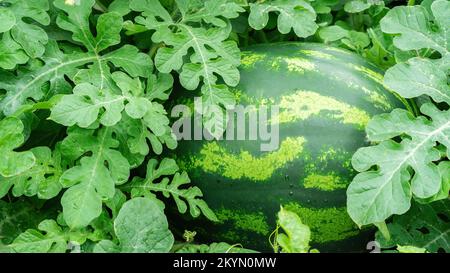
[149,43,164,59]
[256,30,269,43]
[94,0,107,12]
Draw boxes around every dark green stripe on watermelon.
[170,43,404,252]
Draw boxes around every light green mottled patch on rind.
[303,173,348,191]
[302,147,354,188]
[330,76,392,111]
[277,90,370,128]
[192,137,306,181]
[220,230,241,243]
[270,59,281,71]
[240,52,266,69]
[323,46,352,54]
[361,86,392,110]
[272,57,317,73]
[215,208,270,235]
[316,147,352,170]
[300,50,334,60]
[284,203,359,243]
[231,88,275,106]
[285,58,316,73]
[350,64,384,85]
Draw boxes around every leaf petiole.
[375,222,391,241]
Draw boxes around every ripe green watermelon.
[172,43,405,252]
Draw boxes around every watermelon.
[171,43,405,252]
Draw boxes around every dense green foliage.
[0,0,448,253]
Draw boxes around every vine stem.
[375,222,391,241]
[149,43,164,59]
[94,0,107,12]
[407,0,415,6]
[257,30,269,43]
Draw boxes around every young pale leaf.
[146,73,174,102]
[347,104,450,226]
[123,116,177,156]
[249,0,318,38]
[112,72,149,119]
[59,127,130,229]
[126,159,218,221]
[112,72,176,154]
[107,118,145,168]
[380,0,449,64]
[0,147,62,199]
[50,83,125,127]
[94,198,174,253]
[275,206,311,253]
[375,200,449,253]
[0,117,35,177]
[51,71,172,130]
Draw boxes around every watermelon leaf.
[0,200,56,246]
[375,200,450,253]
[319,25,370,52]
[348,0,450,228]
[273,206,314,253]
[0,117,35,177]
[380,1,449,68]
[94,198,174,253]
[248,0,318,38]
[396,245,427,253]
[50,82,126,128]
[125,158,218,222]
[0,32,28,69]
[0,0,152,116]
[344,0,373,13]
[0,0,50,69]
[9,219,89,253]
[384,58,450,104]
[59,127,130,229]
[0,147,63,199]
[175,242,258,253]
[129,0,243,137]
[348,104,450,226]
